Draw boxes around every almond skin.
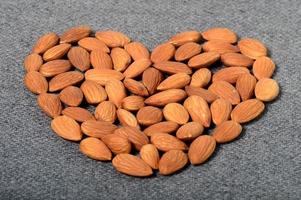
[32,32,59,54]
[95,101,117,123]
[79,137,112,161]
[188,135,216,165]
[51,115,82,141]
[208,81,241,105]
[67,46,90,71]
[102,134,131,154]
[43,43,71,61]
[176,122,204,141]
[49,71,84,92]
[60,25,91,43]
[185,86,218,103]
[151,133,187,152]
[212,67,250,84]
[80,80,107,104]
[39,60,71,77]
[238,38,267,59]
[212,120,242,143]
[24,53,43,72]
[105,79,126,108]
[252,56,275,80]
[202,40,239,54]
[117,108,139,128]
[168,31,202,46]
[78,37,110,52]
[175,42,202,61]
[159,150,188,175]
[184,95,211,127]
[81,120,117,139]
[24,71,48,94]
[210,98,232,125]
[163,103,189,125]
[123,78,149,96]
[221,53,254,67]
[90,50,113,69]
[62,107,95,122]
[140,144,160,169]
[188,52,220,68]
[231,99,265,123]
[110,47,132,72]
[121,95,145,111]
[123,59,152,78]
[143,121,179,137]
[236,73,257,101]
[37,93,62,118]
[117,126,149,150]
[190,68,211,88]
[157,73,191,91]
[151,43,175,63]
[112,154,153,177]
[145,89,187,106]
[255,78,279,102]
[154,61,192,74]
[201,27,237,43]
[125,42,150,60]
[142,67,163,95]
[95,31,131,48]
[84,69,124,86]
[136,106,163,126]
[59,86,83,106]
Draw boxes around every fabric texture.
[0,0,300,199]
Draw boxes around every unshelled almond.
[175,42,202,61]
[136,106,163,126]
[185,86,218,103]
[145,89,187,106]
[168,31,202,46]
[39,59,71,77]
[202,27,237,43]
[151,43,175,63]
[210,98,232,125]
[49,71,84,92]
[95,31,131,48]
[102,133,131,154]
[59,86,83,106]
[188,52,220,68]
[67,46,90,71]
[159,150,188,175]
[105,79,126,108]
[143,121,179,136]
[238,38,267,59]
[84,69,124,85]
[151,133,187,152]
[121,95,145,111]
[62,107,95,122]
[190,68,211,88]
[24,71,48,94]
[255,78,279,102]
[212,67,250,83]
[142,67,163,95]
[117,108,139,128]
[24,53,43,72]
[252,56,275,80]
[43,43,71,61]
[202,40,239,54]
[81,120,117,139]
[110,47,131,72]
[154,61,192,74]
[125,42,150,60]
[140,144,160,169]
[163,103,189,125]
[208,81,240,105]
[176,122,204,141]
[60,25,91,43]
[221,52,254,67]
[32,32,59,54]
[236,73,257,101]
[90,50,113,69]
[157,73,190,90]
[78,37,110,52]
[117,126,149,150]
[123,59,152,78]
[212,120,242,143]
[80,80,107,104]
[123,78,149,96]
[95,101,116,123]
[37,93,62,118]
[79,137,112,161]
[51,115,82,141]
[231,99,265,123]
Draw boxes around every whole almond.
[140,144,160,169]
[151,133,188,152]
[110,47,131,72]
[78,37,110,52]
[188,135,216,165]
[236,73,257,101]
[95,31,131,47]
[39,59,71,77]
[95,101,117,123]
[117,126,149,150]
[90,50,113,69]
[253,56,275,80]
[112,154,153,177]
[67,46,90,71]
[117,108,139,128]
[49,71,84,92]
[60,25,91,43]
[143,121,179,136]
[121,95,145,111]
[105,79,126,108]
[79,137,112,161]
[163,103,189,125]
[151,43,175,63]
[212,67,250,83]
[123,78,149,96]
[123,59,152,78]
[102,134,131,154]
[32,32,59,54]
[208,81,241,105]
[37,93,62,118]
[202,40,239,54]
[142,67,163,95]
[238,38,267,59]
[84,69,124,85]
[212,120,242,143]
[24,53,43,72]
[231,99,265,123]
[176,122,204,141]
[255,78,279,102]
[51,115,82,141]
[80,80,107,104]
[125,42,150,60]
[154,61,192,74]
[62,107,95,122]
[190,68,211,88]
[221,52,254,67]
[43,43,71,61]
[157,73,191,90]
[24,71,48,94]
[136,106,163,126]
[159,150,188,175]
[210,98,232,125]
[201,27,237,43]
[184,95,211,127]
[188,52,220,68]
[59,86,83,106]
[81,120,117,138]
[175,42,202,61]
[145,89,187,106]
[168,31,202,46]
[185,86,218,103]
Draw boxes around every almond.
[110,47,131,72]
[255,78,279,102]
[175,42,202,61]
[140,144,160,169]
[212,120,242,143]
[143,121,179,136]
[84,69,124,85]
[67,46,90,71]
[125,42,150,60]
[51,115,82,141]
[151,133,188,152]
[208,81,241,105]
[123,78,149,96]
[95,101,117,123]
[117,108,139,128]
[79,137,112,160]
[102,134,131,154]
[188,52,220,68]
[62,107,95,122]
[168,31,202,46]
[78,37,110,52]
[90,50,113,69]
[185,86,218,103]
[150,43,175,63]
[231,99,265,123]
[32,32,59,54]
[221,52,254,67]
[81,120,117,138]
[121,95,145,111]
[238,38,267,59]
[24,71,48,94]
[202,40,239,54]
[112,154,153,177]
[252,56,275,80]
[190,68,211,88]
[212,67,250,83]
[24,53,43,72]
[37,93,62,118]
[95,31,131,47]
[39,59,71,77]
[201,27,237,43]
[188,135,216,165]
[136,106,163,126]
[43,43,71,61]
[159,150,188,175]
[60,25,91,43]
[123,59,152,78]
[183,95,211,127]
[145,89,187,106]
[176,122,204,141]
[157,73,191,90]
[142,67,163,95]
[163,103,189,125]
[153,61,192,74]
[117,126,149,150]
[210,98,232,125]
[80,80,107,104]
[105,79,126,108]
[59,86,83,106]
[49,71,84,92]
[236,73,257,101]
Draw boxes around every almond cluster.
[24,26,279,177]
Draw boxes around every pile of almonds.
[24,25,279,177]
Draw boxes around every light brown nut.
[143,121,179,137]
[190,68,211,88]
[255,78,279,102]
[236,73,257,101]
[208,81,241,105]
[59,86,83,106]
[137,106,163,126]
[24,53,43,72]
[105,79,126,108]
[176,122,204,141]
[140,144,160,169]
[159,150,188,175]
[231,99,265,123]
[123,78,149,96]
[110,47,131,72]
[185,86,218,103]
[221,53,254,67]
[121,95,145,111]
[212,67,250,84]
[49,71,84,92]
[202,40,239,54]
[84,69,124,86]
[175,42,202,61]
[123,59,152,78]
[252,56,275,80]
[79,137,112,161]
[238,38,267,59]
[37,93,62,118]
[151,133,187,152]
[163,103,189,125]
[90,50,113,69]
[81,120,117,139]
[32,32,59,54]
[212,120,242,143]
[95,101,116,123]
[78,37,110,52]
[39,60,71,77]
[154,61,192,74]
[202,27,237,43]
[168,31,202,46]
[117,108,139,128]
[80,80,107,104]
[67,46,90,71]
[125,42,150,60]
[24,71,48,94]
[60,25,91,43]
[117,126,149,150]
[95,31,131,48]
[142,67,163,95]
[210,98,232,125]
[43,43,71,61]
[151,43,175,63]
[157,73,191,91]
[102,134,131,154]
[62,107,95,123]
[188,52,220,68]
[145,89,187,106]
[51,115,82,141]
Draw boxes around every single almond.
[231,99,265,123]
[37,93,62,118]
[67,46,90,71]
[188,52,220,68]
[175,42,202,61]
[80,80,107,104]
[154,61,192,74]
[43,43,71,61]
[32,32,59,54]
[95,101,117,123]
[183,95,211,127]
[24,71,48,94]
[110,47,131,72]
[236,73,257,101]
[202,40,239,54]
[84,69,124,85]
[123,59,152,78]
[123,78,149,96]
[49,71,84,92]
[210,98,232,125]
[151,133,187,152]
[24,53,43,72]
[117,108,139,128]
[185,86,218,103]
[112,154,153,177]
[105,79,126,108]
[221,52,254,67]
[102,134,131,154]
[62,107,95,122]
[255,78,279,102]
[39,59,71,77]
[159,150,188,175]
[95,31,131,48]
[176,122,204,141]
[51,115,82,141]
[151,43,175,63]
[190,68,211,88]
[145,89,187,106]
[79,137,112,161]
[157,73,191,90]
[168,31,202,46]
[238,38,267,59]
[212,120,242,143]
[125,42,150,60]
[202,27,237,43]
[212,67,250,84]
[60,25,91,43]
[208,81,241,105]
[143,121,179,136]
[163,103,189,125]
[121,95,145,111]
[78,37,110,52]
[136,106,163,126]
[188,135,216,165]
[90,50,113,69]
[59,86,83,106]
[252,56,275,80]
[81,120,117,139]
[117,126,149,150]
[140,144,160,169]
[142,67,163,95]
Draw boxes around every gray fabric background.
[0,0,300,199]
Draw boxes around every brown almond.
[202,27,237,43]
[143,121,179,137]
[210,98,232,125]
[51,115,82,141]
[212,120,242,143]
[81,120,117,139]
[90,50,113,69]
[39,59,71,77]
[151,133,187,152]
[136,106,163,126]
[212,67,250,83]
[125,42,150,60]
[157,73,191,90]
[67,46,90,71]
[80,80,107,104]
[95,31,131,48]
[102,134,131,154]
[49,71,84,92]
[24,71,48,94]
[121,95,145,111]
[95,101,117,123]
[185,86,218,103]
[208,81,241,105]
[236,73,257,101]
[142,67,163,95]
[188,52,220,68]
[175,42,202,61]
[238,38,267,59]
[117,126,149,150]
[59,86,83,106]
[37,93,62,118]
[221,52,254,67]
[123,78,149,96]
[24,53,43,72]
[105,79,126,108]
[176,122,204,141]
[32,32,59,54]
[62,107,95,122]
[255,78,279,102]
[60,25,91,43]
[123,59,152,78]
[151,43,175,63]
[110,47,131,72]
[145,89,187,106]
[43,43,71,61]
[140,144,160,169]
[117,109,139,128]
[163,103,189,125]
[168,31,202,46]
[84,69,124,85]
[231,99,265,123]
[202,40,239,54]
[190,68,211,88]
[253,56,275,80]
[159,150,188,175]
[79,137,112,161]
[78,37,110,52]
[154,61,192,74]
